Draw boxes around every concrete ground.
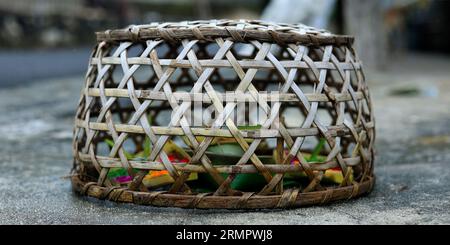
[0,53,449,224]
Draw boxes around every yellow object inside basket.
[323,169,353,184]
[143,170,198,188]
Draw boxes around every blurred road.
[0,48,91,87]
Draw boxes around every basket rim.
[96,19,354,45]
[71,175,375,209]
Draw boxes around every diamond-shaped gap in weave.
[133,65,154,88]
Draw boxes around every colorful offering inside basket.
[104,132,351,191]
[277,138,353,185]
[105,138,197,187]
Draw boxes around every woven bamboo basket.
[72,20,375,209]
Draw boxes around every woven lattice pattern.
[72,20,375,209]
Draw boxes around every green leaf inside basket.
[107,168,128,178]
[237,125,262,130]
[195,138,273,192]
[308,138,326,162]
[206,143,245,157]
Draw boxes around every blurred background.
[1,0,450,86]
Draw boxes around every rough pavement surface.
[0,53,449,224]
